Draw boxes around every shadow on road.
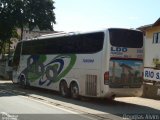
[0,81,159,119]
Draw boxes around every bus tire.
[70,82,79,99]
[19,75,26,88]
[19,74,29,88]
[107,94,116,101]
[59,81,70,97]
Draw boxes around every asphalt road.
[0,90,97,120]
[0,82,102,120]
[0,80,160,120]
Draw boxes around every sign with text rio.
[144,68,160,82]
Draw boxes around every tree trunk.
[20,25,24,40]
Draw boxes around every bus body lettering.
[111,47,128,52]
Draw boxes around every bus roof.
[19,28,141,42]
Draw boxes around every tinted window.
[109,28,143,48]
[22,40,45,55]
[12,42,22,66]
[22,32,104,55]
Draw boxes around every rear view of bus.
[107,28,143,97]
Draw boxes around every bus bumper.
[104,86,143,98]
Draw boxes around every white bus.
[11,28,143,99]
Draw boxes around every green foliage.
[0,0,56,57]
[25,0,56,31]
[10,0,56,31]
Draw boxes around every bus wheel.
[70,82,79,99]
[19,75,27,88]
[107,94,116,101]
[19,74,30,88]
[59,81,70,97]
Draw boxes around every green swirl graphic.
[54,54,77,82]
[26,54,77,85]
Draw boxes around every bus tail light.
[104,71,109,84]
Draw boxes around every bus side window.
[12,43,21,67]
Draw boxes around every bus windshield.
[109,28,143,48]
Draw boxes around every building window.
[153,32,160,44]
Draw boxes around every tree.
[0,0,15,57]
[0,0,56,57]
[11,0,56,39]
